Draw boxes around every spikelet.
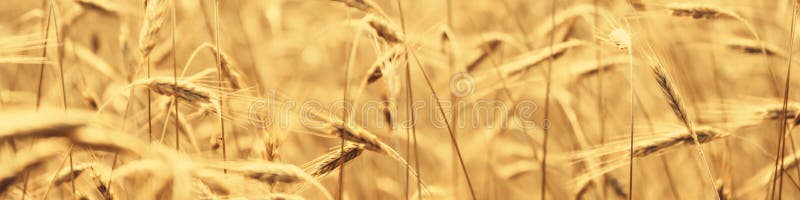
[645,50,720,197]
[534,4,597,40]
[306,111,393,155]
[631,127,728,157]
[699,100,800,128]
[364,15,404,45]
[328,0,387,18]
[496,40,588,77]
[212,161,333,200]
[353,46,404,102]
[649,60,691,125]
[308,143,365,177]
[365,47,404,85]
[138,0,170,57]
[465,35,505,73]
[301,108,428,182]
[724,37,788,58]
[88,166,114,200]
[51,163,94,186]
[263,129,282,161]
[757,104,800,124]
[200,43,247,90]
[132,77,221,114]
[666,3,741,20]
[75,0,120,17]
[235,163,302,184]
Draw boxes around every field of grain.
[2,0,800,199]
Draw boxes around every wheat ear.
[307,143,365,177]
[647,52,720,199]
[328,0,388,18]
[214,161,334,200]
[665,2,777,95]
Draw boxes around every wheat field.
[1,0,800,199]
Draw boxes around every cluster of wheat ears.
[2,0,800,199]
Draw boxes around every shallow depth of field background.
[1,0,800,199]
